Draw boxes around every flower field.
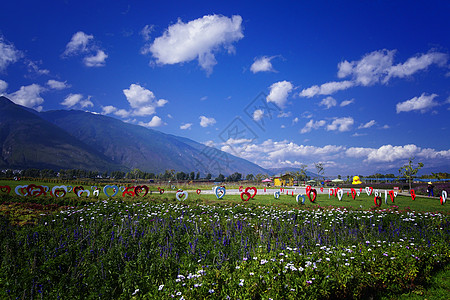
[0,192,449,299]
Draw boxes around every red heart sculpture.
[334,188,338,197]
[360,188,363,193]
[308,189,317,202]
[410,189,416,200]
[122,186,136,197]
[320,187,323,192]
[27,184,46,197]
[306,186,311,196]
[134,185,149,197]
[20,187,28,196]
[351,188,356,200]
[389,190,395,202]
[245,187,257,198]
[440,196,444,205]
[374,196,382,207]
[347,191,350,197]
[239,186,243,192]
[53,189,66,198]
[240,192,251,201]
[369,187,373,195]
[0,185,11,194]
[159,189,164,194]
[196,189,201,195]
[73,186,84,196]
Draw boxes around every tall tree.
[399,157,424,190]
[314,162,324,182]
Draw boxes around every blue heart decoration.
[274,191,280,199]
[67,185,73,193]
[296,194,305,204]
[103,185,119,198]
[215,186,226,199]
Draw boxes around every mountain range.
[0,96,268,176]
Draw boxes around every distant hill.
[0,96,119,171]
[267,167,319,179]
[0,96,267,175]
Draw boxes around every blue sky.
[1,0,449,176]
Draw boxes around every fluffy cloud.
[0,36,23,72]
[358,120,376,129]
[319,96,337,109]
[0,79,7,93]
[140,24,154,41]
[396,93,439,113]
[266,80,293,108]
[101,105,118,115]
[47,80,70,90]
[199,115,216,127]
[300,119,326,133]
[122,83,168,117]
[180,123,192,130]
[83,50,108,67]
[253,109,264,121]
[26,60,49,75]
[61,94,93,108]
[340,99,354,107]
[63,31,94,56]
[299,80,354,98]
[139,116,163,128]
[7,84,45,111]
[250,56,276,73]
[301,49,448,98]
[326,117,354,132]
[148,14,244,74]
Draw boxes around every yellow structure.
[352,176,362,185]
[274,174,294,186]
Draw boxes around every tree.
[314,162,324,182]
[215,174,225,182]
[189,171,195,180]
[300,164,308,181]
[227,172,242,182]
[398,157,424,190]
[206,173,212,180]
[246,174,255,181]
[195,172,200,180]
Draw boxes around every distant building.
[273,174,294,186]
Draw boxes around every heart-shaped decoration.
[308,189,317,202]
[73,186,84,196]
[67,185,73,193]
[103,185,119,198]
[196,189,201,195]
[122,186,136,197]
[351,188,356,200]
[440,196,444,205]
[215,186,226,199]
[274,191,280,199]
[176,191,188,201]
[240,192,251,201]
[134,185,149,197]
[15,185,28,196]
[91,186,97,191]
[119,186,126,192]
[159,189,165,194]
[374,196,382,207]
[52,185,67,198]
[320,187,324,192]
[0,185,11,194]
[42,186,49,192]
[441,190,447,204]
[374,190,379,197]
[337,188,343,201]
[357,191,360,196]
[410,189,416,200]
[306,186,312,196]
[328,188,334,198]
[171,185,176,190]
[77,189,90,197]
[388,190,395,202]
[347,191,349,197]
[245,187,257,199]
[296,194,305,204]
[365,187,372,196]
[93,189,100,197]
[360,188,363,193]
[27,184,46,197]
[239,186,243,192]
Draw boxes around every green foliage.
[399,157,424,190]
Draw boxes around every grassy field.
[0,180,449,299]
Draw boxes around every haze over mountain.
[0,96,268,176]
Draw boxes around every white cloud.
[114,109,131,118]
[83,50,108,67]
[340,98,354,107]
[366,144,419,162]
[396,93,439,113]
[148,14,244,74]
[0,36,23,72]
[292,117,299,124]
[203,140,215,147]
[139,115,163,128]
[180,123,192,130]
[140,25,154,41]
[200,96,208,101]
[253,109,264,121]
[63,31,94,56]
[345,147,374,158]
[299,80,354,98]
[266,80,293,108]
[199,115,216,127]
[122,83,167,116]
[250,56,276,73]
[47,80,70,90]
[61,93,87,108]
[26,60,49,75]
[101,105,117,115]
[80,97,93,108]
[319,96,337,109]
[0,79,7,93]
[300,119,326,133]
[8,84,45,111]
[326,117,354,132]
[358,120,376,129]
